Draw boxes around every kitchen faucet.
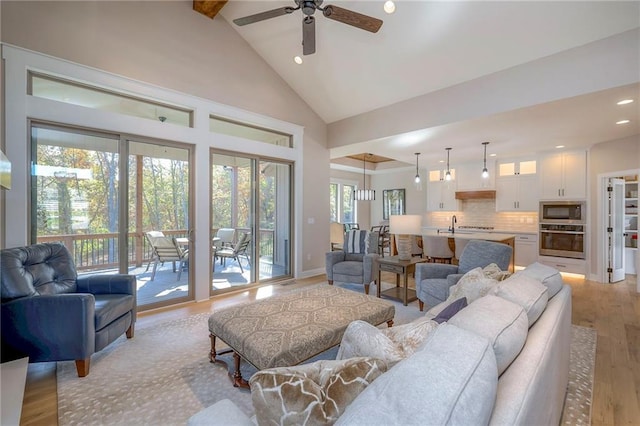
[449,215,457,234]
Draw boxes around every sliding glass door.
[31,123,194,310]
[210,150,292,293]
[127,140,193,307]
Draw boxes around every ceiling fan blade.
[322,5,382,33]
[303,16,316,55]
[233,6,296,26]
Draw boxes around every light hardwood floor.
[18,274,640,425]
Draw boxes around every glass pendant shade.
[444,148,452,181]
[414,153,422,190]
[481,142,490,179]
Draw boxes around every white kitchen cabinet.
[496,174,538,212]
[497,158,537,177]
[514,234,538,268]
[538,255,585,275]
[427,180,459,211]
[427,169,459,212]
[539,150,587,199]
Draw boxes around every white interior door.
[608,178,625,282]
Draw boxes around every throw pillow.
[344,230,369,254]
[433,297,467,323]
[482,262,512,281]
[336,318,439,367]
[249,357,387,426]
[448,295,528,375]
[491,272,549,327]
[447,267,499,304]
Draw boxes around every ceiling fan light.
[294,56,303,64]
[383,1,396,14]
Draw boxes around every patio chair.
[215,232,251,273]
[145,232,189,281]
[215,228,236,249]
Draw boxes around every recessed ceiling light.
[555,145,565,149]
[489,153,497,157]
[383,1,396,14]
[617,99,634,105]
[439,160,444,163]
[616,119,630,125]
[294,56,303,65]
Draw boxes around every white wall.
[0,1,330,275]
[370,168,427,225]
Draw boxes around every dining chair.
[423,235,454,264]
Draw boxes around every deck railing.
[37,229,275,271]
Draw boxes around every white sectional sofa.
[189,262,571,426]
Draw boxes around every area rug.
[561,324,597,425]
[57,284,596,425]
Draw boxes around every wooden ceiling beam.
[193,1,228,19]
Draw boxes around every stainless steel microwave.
[539,201,586,224]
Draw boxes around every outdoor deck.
[90,254,286,307]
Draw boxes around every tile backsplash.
[426,200,538,232]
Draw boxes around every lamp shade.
[389,215,422,235]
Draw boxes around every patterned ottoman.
[208,284,395,387]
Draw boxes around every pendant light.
[481,141,490,178]
[414,152,422,191]
[354,153,376,201]
[444,148,452,181]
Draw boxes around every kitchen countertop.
[421,229,517,241]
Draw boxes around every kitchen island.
[421,230,516,272]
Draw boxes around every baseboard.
[297,268,325,279]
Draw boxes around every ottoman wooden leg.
[231,352,250,389]
[209,333,217,363]
[386,319,394,327]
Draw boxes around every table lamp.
[389,214,422,260]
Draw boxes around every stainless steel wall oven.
[539,201,586,259]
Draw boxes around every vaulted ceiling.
[194,1,640,169]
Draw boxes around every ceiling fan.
[232,0,383,56]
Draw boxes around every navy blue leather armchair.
[1,243,136,377]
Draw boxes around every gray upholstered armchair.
[1,242,136,377]
[415,240,512,311]
[325,230,379,294]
